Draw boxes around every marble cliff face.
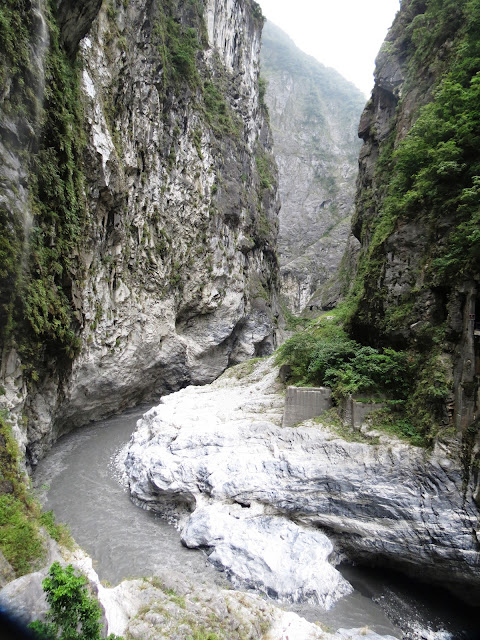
[0,0,280,462]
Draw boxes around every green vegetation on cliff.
[276,314,414,399]
[276,310,432,445]
[30,562,122,640]
[313,0,480,443]
[354,0,480,325]
[152,0,206,88]
[0,413,71,576]
[386,0,480,281]
[264,2,472,446]
[24,3,85,364]
[0,0,85,377]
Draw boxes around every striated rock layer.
[0,0,280,462]
[124,358,480,604]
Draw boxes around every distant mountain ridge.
[261,20,365,313]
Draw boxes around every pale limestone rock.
[124,358,480,600]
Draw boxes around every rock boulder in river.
[124,357,480,603]
[181,504,352,608]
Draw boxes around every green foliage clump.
[276,305,454,445]
[202,79,238,137]
[258,76,267,108]
[0,413,72,576]
[188,630,221,640]
[167,21,200,81]
[153,2,204,88]
[0,494,45,576]
[255,151,275,191]
[275,309,439,445]
[0,1,40,348]
[405,353,452,437]
[276,318,415,402]
[0,413,43,575]
[315,409,378,444]
[0,208,22,350]
[250,1,265,25]
[29,562,122,640]
[367,407,427,447]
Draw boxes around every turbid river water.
[33,408,479,640]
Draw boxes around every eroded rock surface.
[181,504,352,608]
[0,0,280,463]
[124,358,480,602]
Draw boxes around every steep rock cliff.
[350,0,480,471]
[0,0,279,463]
[260,22,364,313]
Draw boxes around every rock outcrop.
[0,0,280,462]
[0,545,396,640]
[55,0,103,55]
[124,358,480,604]
[260,22,364,313]
[350,0,480,465]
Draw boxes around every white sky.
[258,0,401,96]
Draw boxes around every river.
[33,408,479,640]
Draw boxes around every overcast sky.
[258,0,401,96]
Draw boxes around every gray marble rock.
[124,358,480,601]
[0,570,48,625]
[0,552,15,590]
[181,503,352,608]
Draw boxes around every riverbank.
[5,358,474,638]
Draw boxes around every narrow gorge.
[1,1,480,639]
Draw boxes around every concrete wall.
[283,386,332,427]
[282,387,385,430]
[340,396,385,429]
